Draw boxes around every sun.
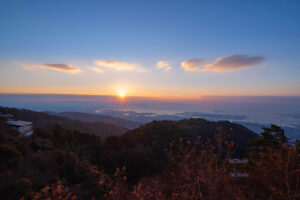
[119,91,126,98]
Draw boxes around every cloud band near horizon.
[20,55,264,74]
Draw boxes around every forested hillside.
[0,107,128,139]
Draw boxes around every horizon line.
[0,92,300,99]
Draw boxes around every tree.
[249,124,288,148]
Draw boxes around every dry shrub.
[101,166,129,200]
[248,144,300,200]
[29,134,298,200]
[130,135,248,200]
[27,181,77,200]
[129,135,300,200]
[131,177,166,200]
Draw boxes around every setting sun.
[119,91,126,98]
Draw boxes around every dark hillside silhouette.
[0,107,127,139]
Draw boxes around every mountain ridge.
[0,106,128,138]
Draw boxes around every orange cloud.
[41,64,80,73]
[22,65,36,71]
[182,55,264,72]
[94,60,146,72]
[157,61,172,71]
[181,59,207,71]
[91,67,104,73]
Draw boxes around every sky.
[0,0,300,98]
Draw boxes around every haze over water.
[1,94,300,137]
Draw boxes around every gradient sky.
[0,0,300,98]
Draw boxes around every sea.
[1,94,299,142]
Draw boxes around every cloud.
[181,55,264,72]
[13,61,37,72]
[94,60,146,72]
[22,66,36,71]
[207,55,265,72]
[41,64,80,73]
[91,67,104,73]
[157,61,172,71]
[181,59,207,71]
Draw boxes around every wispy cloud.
[157,61,172,71]
[181,55,264,72]
[22,65,36,71]
[13,61,37,72]
[181,59,207,71]
[207,55,265,72]
[94,60,146,72]
[91,67,104,73]
[41,64,80,73]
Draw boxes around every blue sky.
[0,0,300,97]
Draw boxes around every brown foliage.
[20,181,77,200]
[109,135,299,200]
[129,135,246,200]
[248,144,300,200]
[101,166,129,200]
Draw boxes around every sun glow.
[119,91,126,98]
